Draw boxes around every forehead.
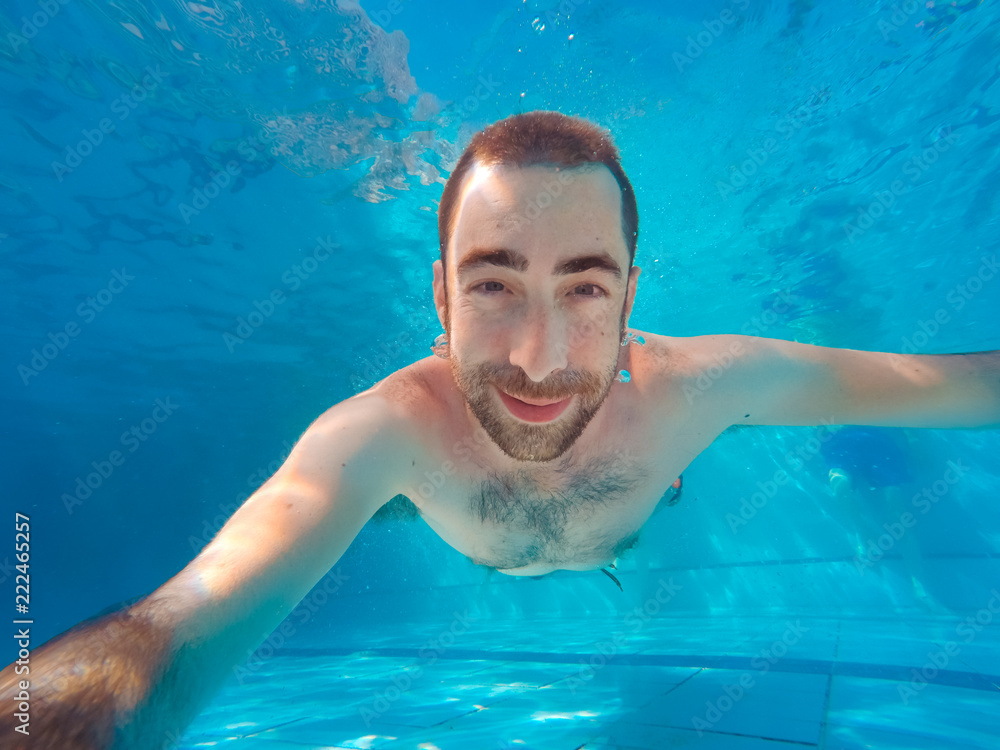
[449,163,628,270]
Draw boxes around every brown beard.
[448,311,628,462]
[451,357,617,462]
[445,303,625,462]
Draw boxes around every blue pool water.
[2,0,1000,747]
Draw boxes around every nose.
[508,303,569,383]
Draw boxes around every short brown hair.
[437,111,638,270]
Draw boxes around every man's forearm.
[910,349,1000,428]
[0,600,204,750]
[729,337,1000,428]
[0,395,400,748]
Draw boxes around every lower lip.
[496,388,573,423]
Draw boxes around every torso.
[384,331,732,576]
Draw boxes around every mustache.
[473,362,599,400]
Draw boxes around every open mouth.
[495,386,573,423]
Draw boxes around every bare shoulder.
[633,332,759,380]
[630,331,713,382]
[630,332,763,426]
[277,360,450,505]
[361,357,449,409]
[336,356,454,436]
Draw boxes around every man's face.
[433,163,640,463]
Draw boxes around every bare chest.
[394,342,725,574]
[403,424,691,574]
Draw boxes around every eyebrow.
[456,247,623,281]
[557,254,623,279]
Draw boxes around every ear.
[432,258,448,332]
[622,265,641,326]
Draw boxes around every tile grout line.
[817,619,842,750]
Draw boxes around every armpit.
[371,494,421,523]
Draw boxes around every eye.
[475,281,505,294]
[572,283,606,298]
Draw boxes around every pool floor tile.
[595,720,818,748]
[179,616,1000,750]
[626,669,826,740]
[825,675,1000,747]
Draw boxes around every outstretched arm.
[687,335,1000,428]
[0,386,412,749]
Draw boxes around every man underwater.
[2,111,998,748]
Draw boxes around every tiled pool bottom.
[178,615,1000,749]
